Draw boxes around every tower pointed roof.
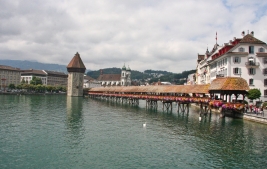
[122,63,126,70]
[67,52,86,73]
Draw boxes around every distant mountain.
[0,60,90,73]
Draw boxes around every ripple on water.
[1,96,267,168]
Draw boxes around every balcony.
[245,61,260,67]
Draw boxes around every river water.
[0,95,267,169]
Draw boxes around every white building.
[196,31,267,101]
[21,69,68,86]
[97,64,131,86]
[186,73,196,85]
[83,75,101,88]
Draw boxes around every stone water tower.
[67,52,86,97]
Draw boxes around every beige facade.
[45,70,68,86]
[0,65,21,89]
[67,72,84,96]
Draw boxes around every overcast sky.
[1,0,267,73]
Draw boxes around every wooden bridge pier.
[177,102,189,113]
[162,101,172,112]
[128,98,139,105]
[199,103,211,114]
[146,100,158,109]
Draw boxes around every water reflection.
[66,97,84,144]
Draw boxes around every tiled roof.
[0,65,20,71]
[239,34,266,44]
[67,52,86,69]
[97,74,121,81]
[209,77,249,91]
[84,75,95,81]
[89,84,210,94]
[44,70,67,75]
[21,69,46,75]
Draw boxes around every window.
[259,47,265,52]
[249,79,254,86]
[265,90,267,96]
[264,68,267,75]
[234,57,240,63]
[249,46,254,54]
[248,68,255,75]
[239,47,244,52]
[265,79,267,86]
[263,58,267,64]
[233,68,241,75]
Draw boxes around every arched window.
[239,47,244,52]
[259,47,265,52]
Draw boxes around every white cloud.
[0,0,267,73]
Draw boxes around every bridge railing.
[89,92,246,112]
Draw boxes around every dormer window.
[259,47,265,52]
[239,47,244,52]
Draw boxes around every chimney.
[250,31,254,36]
[229,40,232,45]
[241,31,245,37]
[100,69,103,75]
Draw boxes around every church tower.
[67,52,86,97]
[121,64,127,86]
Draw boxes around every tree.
[21,78,26,84]
[30,76,42,85]
[8,84,15,89]
[247,88,261,101]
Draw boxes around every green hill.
[87,67,196,84]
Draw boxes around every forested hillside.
[87,67,196,85]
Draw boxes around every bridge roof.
[209,77,249,91]
[89,84,210,94]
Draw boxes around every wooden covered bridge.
[88,77,249,114]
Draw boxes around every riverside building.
[0,65,21,89]
[21,69,68,86]
[196,31,267,101]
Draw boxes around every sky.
[1,0,267,73]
